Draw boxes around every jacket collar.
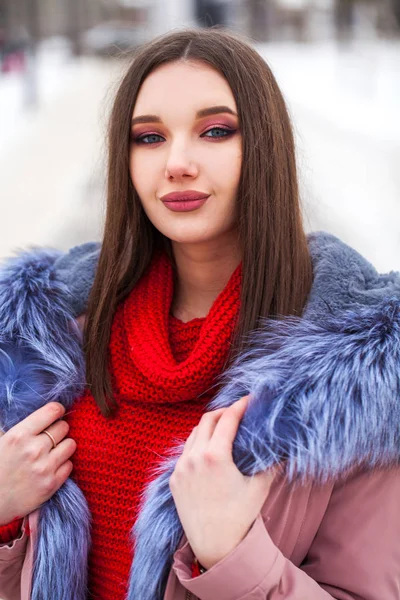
[49,230,400,320]
[1,230,399,468]
[0,231,399,600]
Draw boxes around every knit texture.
[0,320,205,548]
[1,232,399,600]
[65,251,241,599]
[0,518,25,543]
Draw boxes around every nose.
[164,140,199,181]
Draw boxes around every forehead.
[132,60,237,116]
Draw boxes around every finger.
[191,407,227,451]
[13,403,66,437]
[53,460,74,491]
[180,408,227,459]
[39,420,70,451]
[180,426,198,459]
[50,438,77,472]
[208,396,250,456]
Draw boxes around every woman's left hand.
[169,395,276,570]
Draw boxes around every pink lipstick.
[160,190,210,212]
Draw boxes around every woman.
[0,27,399,600]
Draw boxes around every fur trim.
[0,248,86,427]
[32,480,90,600]
[0,234,399,600]
[0,248,89,600]
[304,231,400,318]
[129,296,400,600]
[53,241,100,318]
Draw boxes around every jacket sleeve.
[172,467,400,600]
[0,520,29,600]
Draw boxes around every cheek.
[218,138,241,178]
[219,146,242,194]
[129,152,156,198]
[232,151,242,185]
[198,144,241,198]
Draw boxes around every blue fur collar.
[0,231,399,600]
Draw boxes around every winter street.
[0,38,399,272]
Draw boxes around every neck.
[170,234,241,322]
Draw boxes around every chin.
[163,232,215,245]
[156,224,219,246]
[152,215,238,246]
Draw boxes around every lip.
[162,198,209,212]
[160,190,210,202]
[160,190,210,213]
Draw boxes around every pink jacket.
[1,235,400,599]
[1,466,399,600]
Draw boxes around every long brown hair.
[85,27,313,416]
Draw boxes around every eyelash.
[132,126,236,145]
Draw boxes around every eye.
[133,133,164,145]
[201,127,236,139]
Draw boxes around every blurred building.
[1,0,399,61]
[0,0,153,61]
[235,0,399,42]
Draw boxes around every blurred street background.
[0,0,399,272]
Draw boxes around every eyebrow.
[131,105,237,126]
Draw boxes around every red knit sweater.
[0,251,241,599]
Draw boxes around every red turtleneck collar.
[110,251,242,403]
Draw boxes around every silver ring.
[43,429,57,450]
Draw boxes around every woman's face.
[129,60,242,246]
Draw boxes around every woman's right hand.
[0,402,76,526]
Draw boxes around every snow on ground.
[0,37,398,271]
[0,39,124,258]
[257,39,400,271]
